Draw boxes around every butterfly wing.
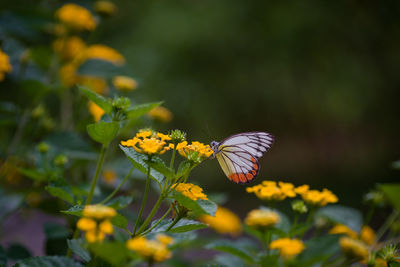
[216,132,274,184]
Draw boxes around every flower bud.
[170,129,186,143]
[291,200,308,214]
[54,154,68,167]
[379,244,399,265]
[364,190,385,207]
[31,105,45,119]
[37,142,50,153]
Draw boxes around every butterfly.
[210,132,274,184]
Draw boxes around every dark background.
[2,0,400,210]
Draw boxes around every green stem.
[364,204,376,226]
[166,214,182,232]
[290,213,300,237]
[265,231,272,255]
[100,167,134,204]
[373,210,399,247]
[136,195,165,235]
[141,205,173,236]
[133,160,151,235]
[306,207,316,224]
[86,145,107,205]
[170,144,177,169]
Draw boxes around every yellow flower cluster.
[76,205,116,243]
[52,36,86,61]
[339,237,369,261]
[246,181,296,201]
[173,183,208,201]
[121,130,171,155]
[148,106,173,123]
[88,101,105,122]
[126,234,173,262]
[297,185,338,206]
[112,76,138,91]
[330,224,376,244]
[176,141,213,161]
[0,49,12,81]
[269,238,305,259]
[83,45,125,66]
[94,1,117,16]
[244,209,280,229]
[329,224,358,239]
[199,206,242,236]
[55,3,97,31]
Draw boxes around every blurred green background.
[2,0,400,209]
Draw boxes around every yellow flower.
[98,220,113,234]
[88,101,105,122]
[85,230,106,243]
[103,169,117,184]
[360,225,376,246]
[294,184,309,195]
[246,180,296,201]
[83,204,117,219]
[52,36,86,61]
[112,75,138,91]
[148,106,173,123]
[77,218,97,231]
[156,234,174,246]
[94,1,117,16]
[55,3,97,31]
[269,238,305,259]
[60,63,77,87]
[178,141,213,161]
[244,209,280,229]
[0,49,12,81]
[126,236,172,262]
[121,130,171,156]
[339,237,369,261]
[329,224,358,239]
[199,206,242,236]
[78,76,108,95]
[301,188,338,206]
[83,44,125,65]
[173,183,208,201]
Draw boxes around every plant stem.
[290,213,300,237]
[364,204,376,226]
[6,109,30,155]
[100,167,134,204]
[373,210,399,247]
[265,231,272,255]
[133,160,151,235]
[86,145,107,205]
[141,205,173,236]
[166,214,182,232]
[170,144,177,169]
[136,195,165,235]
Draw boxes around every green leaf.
[297,235,340,266]
[214,254,245,267]
[45,132,97,160]
[111,213,128,229]
[316,205,363,232]
[206,239,255,263]
[87,121,119,145]
[6,244,31,261]
[149,219,207,233]
[45,185,74,204]
[106,196,133,210]
[172,191,217,216]
[61,205,84,217]
[18,168,47,182]
[77,59,123,78]
[15,256,83,267]
[89,242,130,266]
[379,183,400,211]
[67,239,91,262]
[44,223,70,240]
[148,156,175,179]
[120,146,165,185]
[78,85,112,114]
[176,160,191,178]
[127,101,163,121]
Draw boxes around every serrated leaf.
[106,196,133,210]
[379,183,400,211]
[148,219,207,233]
[87,121,119,145]
[15,256,83,267]
[45,185,74,204]
[78,86,112,114]
[127,101,163,121]
[67,239,91,262]
[206,240,255,263]
[316,205,363,232]
[89,242,130,266]
[172,191,217,216]
[297,235,340,266]
[148,156,174,179]
[176,160,191,178]
[120,146,165,185]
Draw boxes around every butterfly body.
[210,132,274,184]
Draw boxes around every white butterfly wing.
[215,132,274,184]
